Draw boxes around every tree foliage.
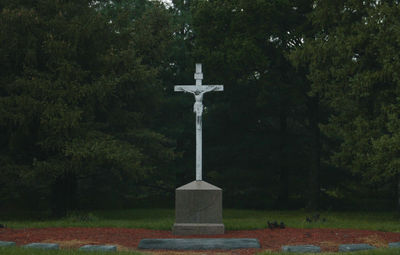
[292,0,400,208]
[2,0,400,213]
[0,0,176,214]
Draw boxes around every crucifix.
[175,63,223,181]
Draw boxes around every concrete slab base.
[0,241,16,247]
[23,243,59,250]
[173,223,224,235]
[389,242,400,248]
[79,245,117,252]
[138,238,261,250]
[338,243,375,252]
[282,245,321,253]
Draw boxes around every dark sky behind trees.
[1,0,400,215]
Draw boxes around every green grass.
[1,209,400,232]
[0,247,144,255]
[0,209,175,229]
[223,210,400,232]
[258,248,400,255]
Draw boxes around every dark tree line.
[1,0,400,215]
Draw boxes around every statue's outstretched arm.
[180,87,195,94]
[199,86,217,95]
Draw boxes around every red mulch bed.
[1,227,400,254]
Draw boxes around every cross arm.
[174,85,197,92]
[174,85,224,93]
[203,85,224,92]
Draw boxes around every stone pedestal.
[173,181,224,235]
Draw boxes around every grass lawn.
[0,247,143,255]
[260,249,400,254]
[1,246,400,255]
[1,209,400,232]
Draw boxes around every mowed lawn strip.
[259,248,400,255]
[0,247,144,255]
[2,246,400,255]
[1,209,400,232]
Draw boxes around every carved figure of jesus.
[180,86,218,130]
[174,64,223,181]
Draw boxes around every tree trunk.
[277,110,289,209]
[51,170,77,217]
[307,96,321,211]
[397,173,400,213]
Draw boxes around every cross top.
[175,63,223,96]
[195,63,203,86]
[174,63,224,181]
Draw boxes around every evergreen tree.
[293,0,400,210]
[0,0,176,215]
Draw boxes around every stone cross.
[174,64,223,181]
